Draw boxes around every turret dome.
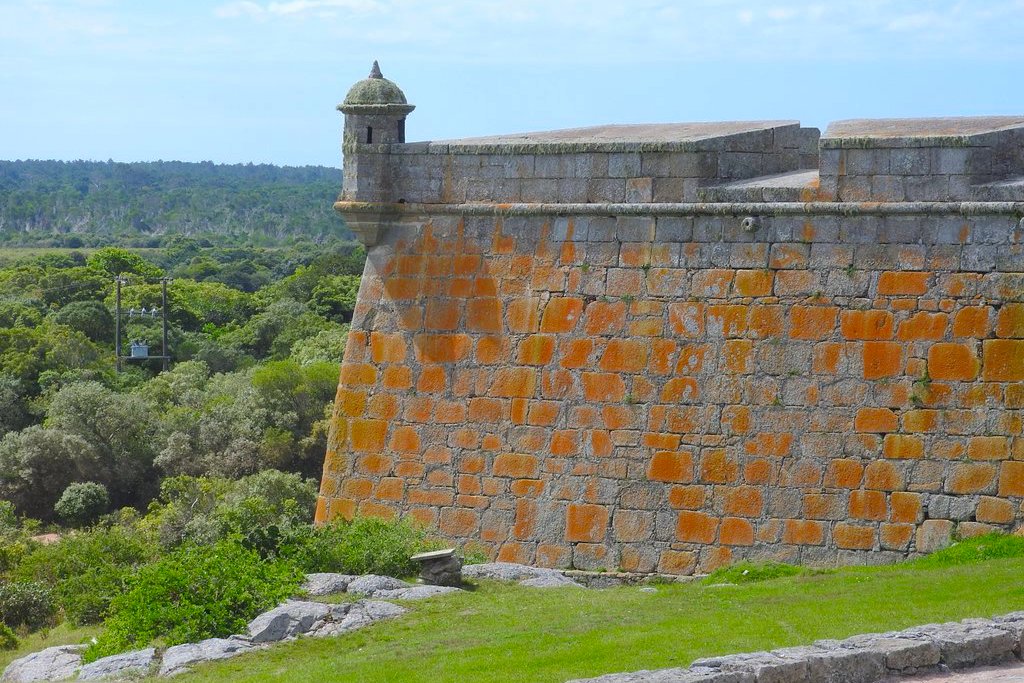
[339,61,414,112]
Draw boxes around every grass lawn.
[170,554,1024,683]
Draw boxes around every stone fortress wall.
[316,64,1024,574]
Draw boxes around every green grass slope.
[172,538,1024,683]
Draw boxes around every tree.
[45,382,158,508]
[0,426,99,519]
[87,247,163,279]
[54,482,110,527]
[289,325,348,366]
[0,375,30,439]
[310,275,360,322]
[52,301,114,343]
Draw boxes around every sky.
[1,0,1022,167]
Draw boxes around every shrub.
[85,538,302,661]
[0,581,56,631]
[142,471,316,549]
[0,624,18,651]
[15,525,158,626]
[285,516,434,578]
[54,482,110,527]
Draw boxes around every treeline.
[0,160,348,245]
[0,244,365,522]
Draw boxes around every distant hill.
[0,160,349,245]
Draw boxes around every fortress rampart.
[316,64,1024,574]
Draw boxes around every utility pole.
[160,277,170,372]
[113,275,171,374]
[114,276,127,373]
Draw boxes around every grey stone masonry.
[566,612,1024,683]
[819,117,1024,202]
[338,106,1024,209]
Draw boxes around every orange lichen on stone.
[855,407,898,433]
[896,312,948,341]
[789,306,839,340]
[928,343,979,381]
[883,434,924,460]
[849,490,887,520]
[566,503,609,542]
[841,310,894,340]
[878,271,930,296]
[676,511,718,544]
[782,519,825,545]
[516,335,556,366]
[599,338,649,373]
[996,303,1024,338]
[863,341,903,379]
[540,297,584,333]
[493,453,540,478]
[983,340,1024,381]
[953,306,992,338]
[734,269,773,297]
[719,518,754,546]
[647,450,694,483]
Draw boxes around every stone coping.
[334,200,1024,217]
[402,121,802,155]
[821,116,1024,149]
[567,612,1024,683]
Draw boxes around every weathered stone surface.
[519,573,584,588]
[346,574,410,596]
[853,636,939,672]
[905,621,1017,668]
[247,600,333,643]
[158,637,256,677]
[462,562,562,582]
[692,651,807,683]
[311,600,407,637]
[373,585,462,600]
[302,573,358,596]
[1,645,84,682]
[568,666,755,682]
[77,648,156,680]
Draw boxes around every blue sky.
[1,0,1022,167]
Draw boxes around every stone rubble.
[567,612,1024,683]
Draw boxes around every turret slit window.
[398,120,405,143]
[366,126,373,143]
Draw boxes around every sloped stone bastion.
[317,63,1024,575]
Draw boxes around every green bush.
[0,581,56,631]
[142,471,317,550]
[54,482,110,527]
[0,623,18,650]
[85,538,302,661]
[15,525,157,625]
[285,516,433,578]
